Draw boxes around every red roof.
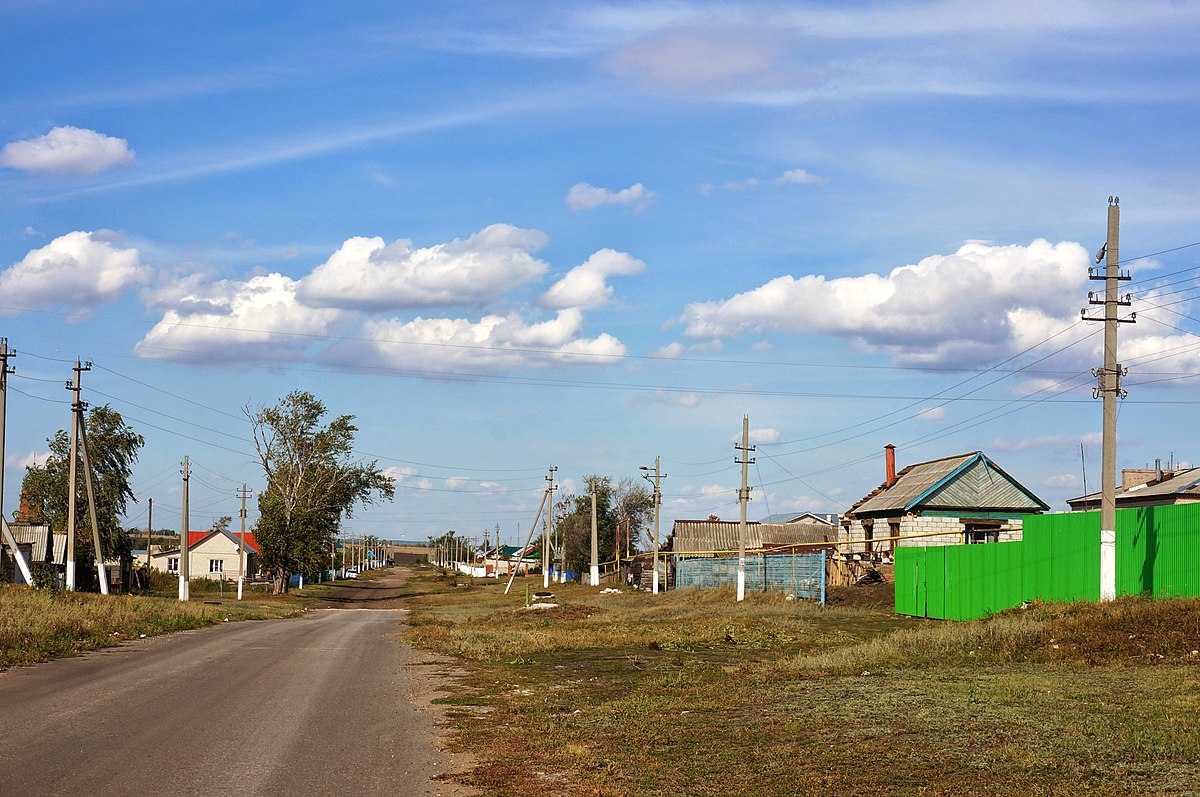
[187,529,260,554]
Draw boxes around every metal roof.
[3,522,66,563]
[668,520,836,554]
[1067,467,1200,508]
[850,452,1048,517]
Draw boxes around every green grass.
[0,583,305,668]
[400,567,1200,796]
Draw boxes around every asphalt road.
[0,573,458,796]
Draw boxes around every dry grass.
[401,567,1200,797]
[0,583,303,668]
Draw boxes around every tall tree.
[555,475,652,575]
[18,405,144,576]
[248,390,393,593]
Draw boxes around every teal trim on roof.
[904,453,984,511]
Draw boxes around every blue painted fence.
[674,551,826,603]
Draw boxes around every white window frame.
[209,559,224,574]
[167,557,179,573]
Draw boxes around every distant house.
[758,512,838,526]
[1067,464,1200,511]
[841,446,1048,561]
[150,529,260,580]
[1,522,66,585]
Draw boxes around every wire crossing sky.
[1,1,1199,542]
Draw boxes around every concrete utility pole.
[640,457,663,594]
[145,497,153,581]
[0,340,33,586]
[543,466,557,589]
[589,479,600,587]
[735,416,755,602]
[64,361,88,591]
[1083,196,1134,602]
[179,456,190,601]
[505,494,547,595]
[75,411,110,594]
[494,523,501,579]
[237,484,250,600]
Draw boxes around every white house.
[150,529,259,581]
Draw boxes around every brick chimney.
[885,444,897,488]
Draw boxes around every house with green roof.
[840,445,1049,562]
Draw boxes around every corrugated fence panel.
[894,547,921,617]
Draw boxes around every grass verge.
[0,583,305,668]
[400,566,1200,797]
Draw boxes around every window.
[209,559,224,573]
[862,521,874,554]
[964,526,999,544]
[888,521,901,553]
[167,557,179,573]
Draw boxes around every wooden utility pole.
[735,416,755,602]
[589,479,600,587]
[0,340,33,586]
[179,456,190,601]
[1084,196,1133,602]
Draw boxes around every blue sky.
[2,1,1199,548]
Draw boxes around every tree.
[555,475,652,576]
[18,405,144,581]
[209,515,232,533]
[248,390,393,593]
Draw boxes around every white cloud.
[916,406,946,421]
[1044,473,1079,488]
[605,26,789,93]
[989,432,1102,453]
[651,389,700,408]
[383,466,432,491]
[774,168,827,186]
[540,249,645,310]
[327,308,627,374]
[679,239,1091,368]
[135,272,345,363]
[8,450,50,469]
[0,126,134,175]
[0,231,149,312]
[299,224,548,310]
[655,342,685,358]
[566,182,656,211]
[747,427,780,444]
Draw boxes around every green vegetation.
[248,390,394,593]
[401,567,1200,796]
[0,583,306,668]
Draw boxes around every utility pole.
[237,484,250,600]
[640,457,662,594]
[64,361,88,591]
[1083,196,1134,602]
[76,408,110,595]
[494,523,501,579]
[0,340,33,586]
[735,416,755,602]
[589,478,600,587]
[145,497,153,585]
[179,456,190,601]
[543,466,556,589]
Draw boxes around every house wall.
[150,538,256,580]
[841,514,1025,557]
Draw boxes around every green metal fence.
[895,503,1200,620]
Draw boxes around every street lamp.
[639,458,662,594]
